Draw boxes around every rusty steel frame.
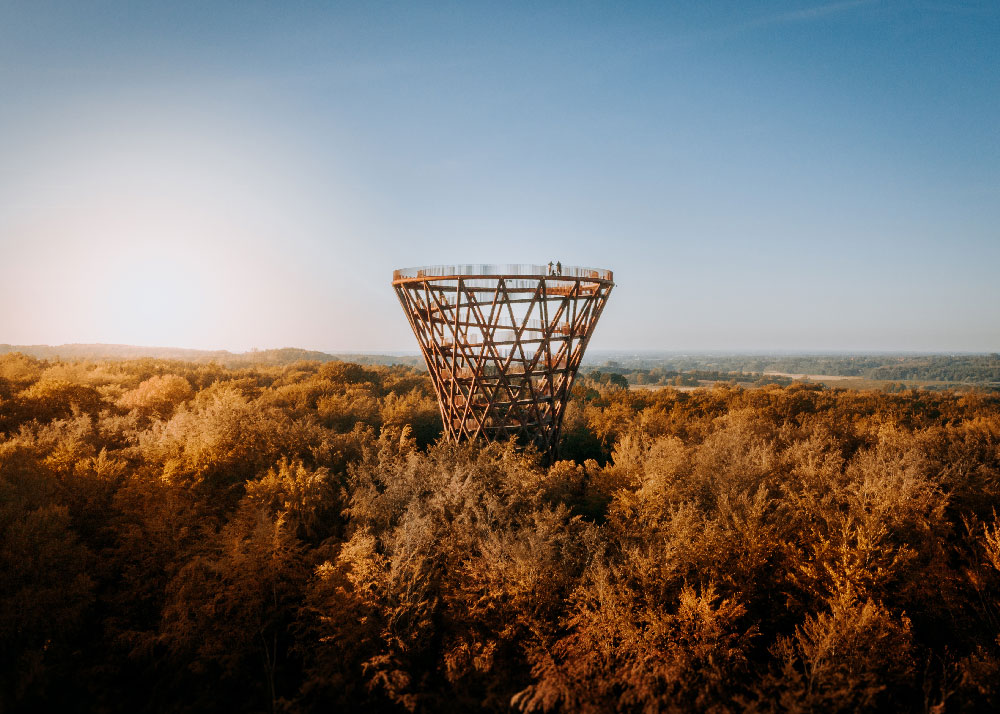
[392,266,614,462]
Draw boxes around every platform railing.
[393,264,613,282]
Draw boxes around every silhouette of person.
[556,261,562,275]
[547,261,554,275]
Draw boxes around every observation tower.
[392,263,614,462]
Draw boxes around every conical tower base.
[392,264,614,462]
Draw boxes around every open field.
[763,371,865,382]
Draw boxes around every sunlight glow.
[0,94,359,351]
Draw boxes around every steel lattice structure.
[392,264,614,461]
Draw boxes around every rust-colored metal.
[392,264,614,462]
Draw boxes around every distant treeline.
[0,343,423,369]
[5,345,998,386]
[866,354,1000,383]
[583,367,795,388]
[3,352,1000,712]
[587,353,1000,389]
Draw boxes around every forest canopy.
[2,352,1000,712]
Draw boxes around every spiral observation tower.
[392,264,614,461]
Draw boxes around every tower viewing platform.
[392,263,614,461]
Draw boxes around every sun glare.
[0,96,331,350]
[103,247,214,347]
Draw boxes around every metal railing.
[393,264,613,282]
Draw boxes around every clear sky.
[1,1,997,353]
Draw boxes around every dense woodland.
[3,352,1000,712]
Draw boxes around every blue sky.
[1,1,997,352]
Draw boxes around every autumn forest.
[3,352,1000,713]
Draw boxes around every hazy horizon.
[3,340,997,360]
[2,2,998,353]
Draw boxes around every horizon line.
[2,342,998,357]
